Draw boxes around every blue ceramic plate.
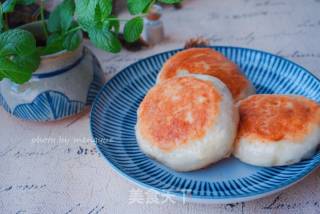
[90,46,320,203]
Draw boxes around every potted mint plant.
[0,0,180,121]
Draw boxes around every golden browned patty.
[233,94,320,167]
[237,95,320,142]
[157,48,253,101]
[137,76,221,151]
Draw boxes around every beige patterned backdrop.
[1,0,320,213]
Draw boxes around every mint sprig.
[95,0,113,23]
[88,28,121,53]
[0,0,182,84]
[45,0,81,55]
[0,29,40,83]
[74,0,98,31]
[124,17,144,43]
[63,30,82,51]
[48,0,75,33]
[75,0,122,53]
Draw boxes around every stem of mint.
[106,14,146,22]
[64,25,82,36]
[40,0,48,39]
[4,13,8,31]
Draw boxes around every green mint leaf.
[63,30,81,51]
[142,1,154,13]
[48,0,75,33]
[123,17,143,43]
[48,8,61,32]
[44,23,82,55]
[41,33,64,55]
[0,57,30,83]
[0,29,36,56]
[75,0,99,31]
[158,0,182,3]
[76,0,113,31]
[127,0,153,15]
[2,0,16,13]
[97,0,112,21]
[76,0,112,31]
[88,28,121,53]
[59,0,75,31]
[0,29,40,84]
[12,51,40,78]
[0,52,40,84]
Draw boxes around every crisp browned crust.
[137,76,221,151]
[237,95,320,142]
[158,48,250,100]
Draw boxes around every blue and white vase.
[0,24,105,121]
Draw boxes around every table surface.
[1,0,320,213]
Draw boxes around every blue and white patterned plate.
[90,46,320,203]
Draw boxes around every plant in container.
[0,0,181,121]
